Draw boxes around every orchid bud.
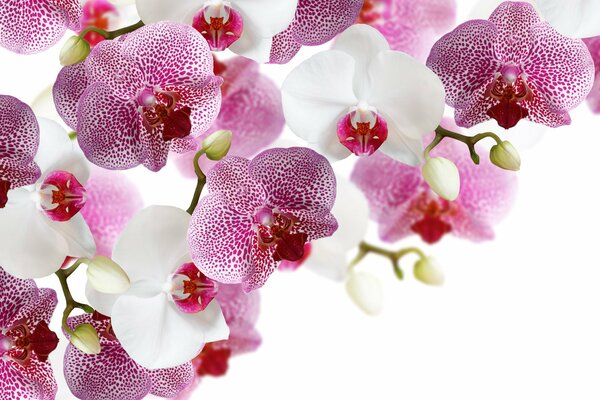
[59,36,91,66]
[413,257,445,286]
[422,157,460,201]
[345,271,383,316]
[86,256,131,294]
[490,141,521,171]
[202,130,232,161]
[70,324,101,355]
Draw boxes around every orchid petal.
[537,0,600,38]
[135,0,200,24]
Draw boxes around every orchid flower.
[583,37,600,114]
[351,121,518,245]
[135,0,298,62]
[80,167,144,257]
[85,206,229,369]
[80,0,119,46]
[0,117,95,279]
[427,1,594,130]
[53,22,222,172]
[536,0,600,39]
[0,0,81,54]
[175,56,284,178]
[63,312,194,400]
[0,267,59,400]
[269,0,364,64]
[358,0,456,61]
[282,24,445,165]
[188,147,338,292]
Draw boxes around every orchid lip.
[337,106,388,157]
[193,1,244,51]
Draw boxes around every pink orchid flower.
[427,1,594,130]
[79,0,118,46]
[80,167,144,257]
[188,147,338,292]
[358,0,456,61]
[0,95,41,209]
[63,312,194,400]
[351,121,518,245]
[175,56,284,177]
[0,0,81,54]
[53,22,222,172]
[0,267,59,400]
[269,0,364,64]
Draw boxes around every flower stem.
[425,125,503,165]
[186,150,207,215]
[349,241,426,280]
[79,20,145,41]
[55,259,94,335]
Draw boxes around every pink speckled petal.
[426,19,500,109]
[281,209,338,241]
[488,1,540,63]
[269,24,302,64]
[292,0,363,45]
[0,357,56,400]
[584,37,600,113]
[242,244,278,292]
[248,147,337,215]
[454,82,496,128]
[80,168,144,257]
[47,0,82,30]
[216,284,260,326]
[520,82,571,127]
[0,268,37,327]
[53,63,89,130]
[148,364,194,398]
[7,289,58,342]
[176,76,223,137]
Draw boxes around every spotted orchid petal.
[536,0,600,38]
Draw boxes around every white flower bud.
[490,141,521,171]
[59,36,91,66]
[345,271,383,316]
[422,157,460,201]
[70,324,101,355]
[86,256,131,294]
[413,257,444,286]
[202,130,232,161]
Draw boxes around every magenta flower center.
[357,0,384,24]
[410,193,456,244]
[485,65,533,129]
[192,2,244,51]
[337,107,388,156]
[0,179,10,208]
[171,263,218,314]
[254,207,308,262]
[137,87,192,142]
[1,320,59,364]
[38,170,87,222]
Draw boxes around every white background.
[3,0,600,399]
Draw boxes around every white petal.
[111,293,228,369]
[135,0,201,24]
[234,0,298,36]
[46,214,96,259]
[332,24,390,100]
[85,283,119,316]
[228,21,274,62]
[378,119,425,166]
[536,0,600,38]
[112,206,191,285]
[304,244,348,281]
[367,50,445,140]
[0,190,68,278]
[282,50,358,156]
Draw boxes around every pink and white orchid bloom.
[0,118,95,279]
[135,0,298,62]
[282,24,445,165]
[0,0,81,54]
[63,312,194,400]
[175,56,284,177]
[0,267,59,400]
[86,206,229,369]
[269,0,364,64]
[536,0,600,39]
[188,147,338,292]
[53,22,222,172]
[358,0,456,62]
[351,121,518,245]
[0,95,41,209]
[427,1,594,130]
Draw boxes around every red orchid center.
[410,193,455,244]
[192,2,244,51]
[39,170,87,222]
[1,321,59,364]
[193,342,231,377]
[357,0,383,24]
[337,107,388,157]
[0,179,10,208]
[255,207,308,262]
[171,263,218,314]
[80,0,117,46]
[137,87,192,142]
[485,66,533,129]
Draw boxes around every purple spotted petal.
[488,1,541,63]
[269,24,303,64]
[0,268,37,328]
[148,364,194,398]
[80,168,144,257]
[0,0,82,54]
[53,63,89,131]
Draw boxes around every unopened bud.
[70,324,101,355]
[59,36,91,66]
[422,157,460,201]
[86,256,130,294]
[345,271,383,316]
[202,130,232,161]
[490,141,521,171]
[413,257,444,286]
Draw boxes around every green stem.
[79,20,144,41]
[186,150,207,215]
[349,241,426,280]
[55,260,94,335]
[425,126,503,165]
